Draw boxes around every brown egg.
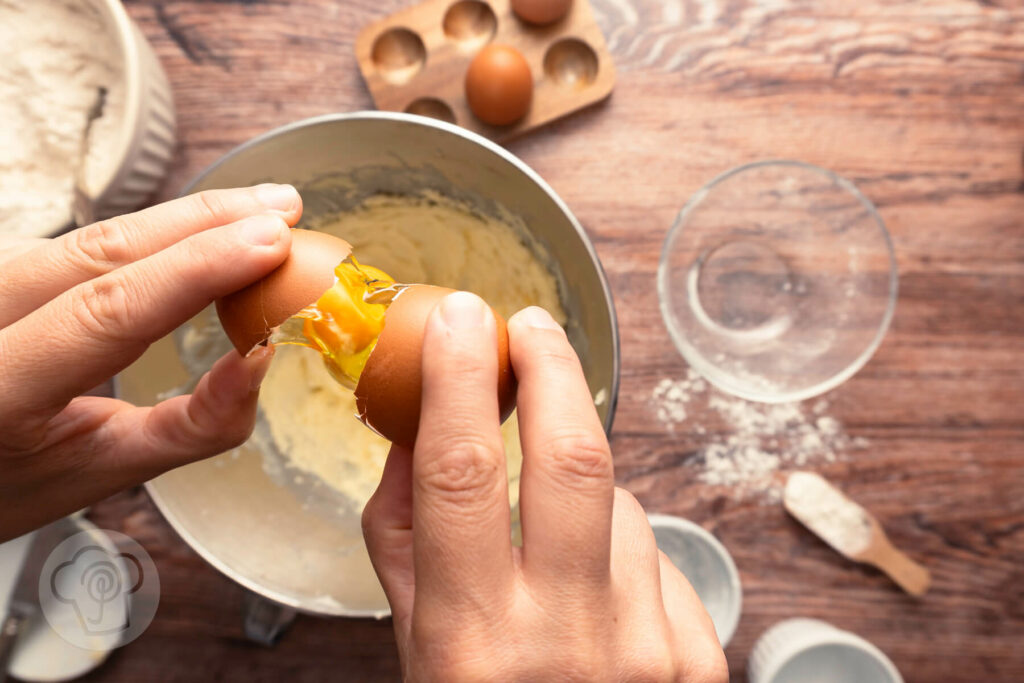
[511,0,572,25]
[465,44,533,126]
[218,238,516,448]
[217,230,352,354]
[355,285,516,448]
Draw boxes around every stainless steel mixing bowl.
[116,112,619,618]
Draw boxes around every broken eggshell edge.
[354,284,517,449]
[216,230,353,356]
[216,238,517,448]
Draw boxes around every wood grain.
[86,0,1024,680]
[355,0,615,141]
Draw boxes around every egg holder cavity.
[355,0,615,141]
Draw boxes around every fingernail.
[440,291,488,329]
[256,183,300,212]
[241,215,286,246]
[516,306,562,330]
[247,345,274,391]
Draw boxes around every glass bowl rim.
[656,159,899,404]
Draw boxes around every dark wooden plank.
[82,0,1024,680]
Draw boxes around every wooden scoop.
[784,472,931,597]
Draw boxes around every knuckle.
[147,408,250,466]
[543,430,613,484]
[361,496,381,537]
[417,437,503,504]
[563,655,602,681]
[188,389,254,450]
[449,358,490,385]
[179,229,222,271]
[531,343,580,375]
[407,624,486,676]
[193,189,232,223]
[215,419,254,451]
[621,644,678,683]
[71,276,137,339]
[71,219,133,273]
[684,646,729,683]
[426,339,492,384]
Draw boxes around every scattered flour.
[651,369,864,502]
[0,0,124,236]
[784,472,873,556]
[652,373,706,425]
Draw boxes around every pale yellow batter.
[258,193,567,509]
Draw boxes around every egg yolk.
[270,257,401,389]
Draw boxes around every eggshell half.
[354,285,516,448]
[217,230,352,354]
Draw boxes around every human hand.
[0,185,303,541]
[362,293,728,682]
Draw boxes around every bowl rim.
[753,618,904,683]
[183,111,620,434]
[1,516,116,679]
[656,158,898,404]
[134,111,620,618]
[93,0,142,198]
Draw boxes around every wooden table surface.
[82,0,1024,680]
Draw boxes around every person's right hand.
[363,293,728,682]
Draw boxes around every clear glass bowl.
[658,160,898,403]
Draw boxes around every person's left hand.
[0,185,303,541]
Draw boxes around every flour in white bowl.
[0,0,124,237]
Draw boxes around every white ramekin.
[648,514,743,647]
[91,0,176,221]
[748,618,904,683]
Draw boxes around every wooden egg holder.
[355,0,615,142]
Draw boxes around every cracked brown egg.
[217,229,516,448]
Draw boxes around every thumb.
[107,345,275,474]
[362,445,415,634]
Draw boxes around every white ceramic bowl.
[88,0,176,223]
[648,514,742,647]
[748,618,904,683]
[0,516,118,682]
